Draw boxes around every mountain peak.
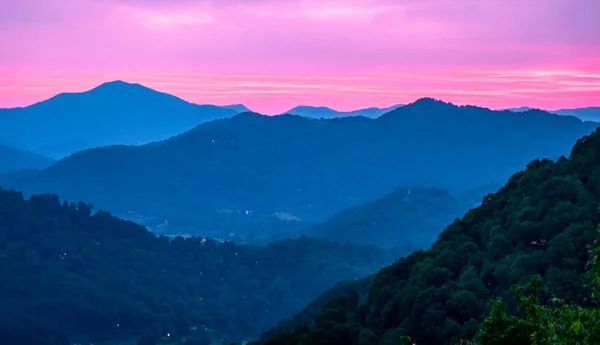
[100,79,134,86]
[90,80,149,93]
[411,97,449,106]
[2,80,237,158]
[378,98,455,120]
[221,104,252,113]
[290,105,330,110]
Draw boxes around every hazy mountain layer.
[1,98,596,238]
[0,188,399,345]
[0,81,237,158]
[507,106,600,121]
[285,104,403,118]
[0,144,55,174]
[551,107,600,122]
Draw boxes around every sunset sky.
[1,0,599,114]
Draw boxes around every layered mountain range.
[1,90,597,238]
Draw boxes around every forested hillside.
[0,189,399,345]
[306,187,467,248]
[259,276,374,342]
[259,126,600,345]
[1,99,596,239]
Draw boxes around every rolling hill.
[305,187,467,249]
[0,81,237,158]
[220,104,253,113]
[1,98,597,238]
[551,106,600,122]
[258,125,600,345]
[0,144,55,174]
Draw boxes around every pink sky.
[0,0,599,114]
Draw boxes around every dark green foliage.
[259,126,600,345]
[466,228,600,344]
[306,187,467,248]
[259,276,375,341]
[469,276,600,344]
[2,99,596,238]
[0,189,397,345]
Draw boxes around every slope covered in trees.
[0,189,399,345]
[0,144,55,173]
[259,276,375,342]
[259,126,600,345]
[0,81,236,158]
[1,99,596,239]
[306,187,467,248]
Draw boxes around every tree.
[468,226,600,345]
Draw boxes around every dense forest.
[259,276,374,342]
[466,271,600,345]
[1,98,595,239]
[306,187,467,248]
[258,126,600,344]
[0,189,400,345]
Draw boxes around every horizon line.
[2,78,599,115]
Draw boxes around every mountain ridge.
[506,105,600,121]
[1,97,596,239]
[0,80,238,158]
[285,104,403,118]
[0,187,400,344]
[258,116,600,345]
[305,187,468,249]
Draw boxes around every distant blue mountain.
[285,104,403,118]
[2,97,597,239]
[551,107,600,122]
[506,106,600,122]
[0,80,238,158]
[220,104,252,113]
[0,144,54,174]
[505,106,535,112]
